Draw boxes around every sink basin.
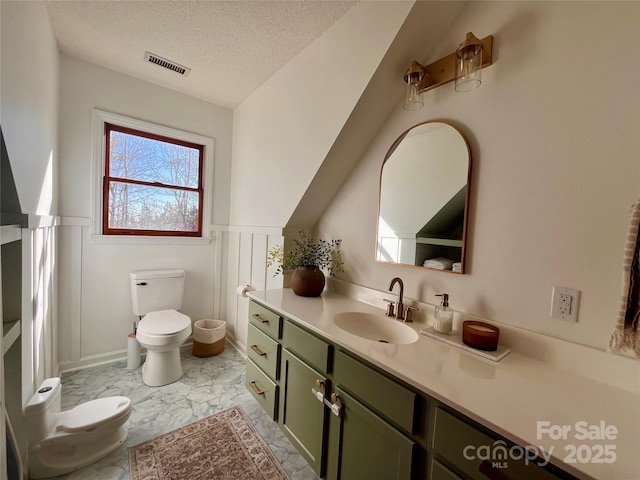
[333,312,419,345]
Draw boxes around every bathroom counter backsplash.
[247,287,640,480]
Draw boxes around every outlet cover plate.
[550,286,580,322]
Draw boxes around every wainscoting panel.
[223,227,283,352]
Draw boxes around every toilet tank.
[130,269,185,316]
[24,377,62,443]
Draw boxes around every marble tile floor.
[56,345,319,480]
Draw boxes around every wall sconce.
[403,32,493,111]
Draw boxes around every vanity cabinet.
[429,404,573,480]
[279,320,332,476]
[246,300,427,479]
[326,387,415,480]
[245,302,283,420]
[279,349,328,475]
[245,299,576,480]
[326,350,421,480]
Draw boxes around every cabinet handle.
[250,344,267,356]
[249,381,265,396]
[479,460,510,480]
[252,313,269,324]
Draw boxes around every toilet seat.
[138,309,191,335]
[58,396,132,433]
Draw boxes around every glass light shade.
[403,78,424,111]
[455,40,482,92]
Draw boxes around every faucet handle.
[404,305,419,323]
[383,298,396,317]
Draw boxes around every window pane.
[107,182,199,232]
[109,130,200,188]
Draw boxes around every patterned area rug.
[129,406,289,480]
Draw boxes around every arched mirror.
[376,121,471,273]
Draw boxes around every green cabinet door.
[326,387,415,480]
[279,349,328,476]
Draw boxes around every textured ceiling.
[45,0,357,108]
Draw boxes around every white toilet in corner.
[130,269,192,386]
[24,377,132,479]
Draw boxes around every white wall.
[0,1,59,217]
[317,1,640,351]
[57,55,233,368]
[229,1,414,228]
[1,1,60,403]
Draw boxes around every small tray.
[419,326,511,362]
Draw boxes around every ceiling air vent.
[144,51,191,76]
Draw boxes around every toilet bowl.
[25,377,132,479]
[130,269,192,387]
[137,309,192,386]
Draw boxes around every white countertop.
[248,288,640,480]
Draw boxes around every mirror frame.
[375,120,472,273]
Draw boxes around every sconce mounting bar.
[420,35,493,93]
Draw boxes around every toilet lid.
[138,309,191,335]
[58,396,132,433]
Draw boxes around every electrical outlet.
[550,287,580,322]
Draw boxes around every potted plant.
[267,230,344,297]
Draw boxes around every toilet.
[130,269,192,386]
[24,377,132,479]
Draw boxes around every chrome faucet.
[388,277,405,321]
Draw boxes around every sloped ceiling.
[287,1,466,229]
[45,0,356,108]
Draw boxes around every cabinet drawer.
[249,301,283,340]
[246,359,279,420]
[283,320,331,373]
[432,406,561,480]
[430,459,463,480]
[334,350,416,434]
[247,324,281,381]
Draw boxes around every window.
[104,124,204,236]
[92,110,214,242]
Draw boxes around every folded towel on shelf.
[423,257,454,270]
[452,262,462,273]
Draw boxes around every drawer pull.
[479,460,510,480]
[249,381,265,396]
[252,313,269,324]
[250,344,267,356]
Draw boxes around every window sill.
[89,234,213,246]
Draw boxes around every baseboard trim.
[58,337,246,374]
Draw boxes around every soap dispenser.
[434,294,453,334]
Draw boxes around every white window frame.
[91,109,214,244]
